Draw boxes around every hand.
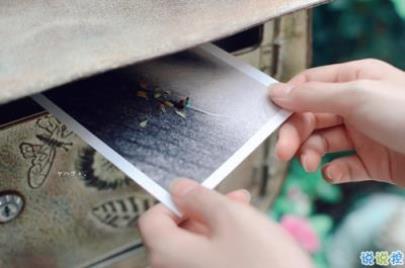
[139,179,313,268]
[269,59,405,186]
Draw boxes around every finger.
[311,113,344,129]
[322,155,370,183]
[299,127,354,172]
[276,113,313,161]
[138,204,184,249]
[287,59,389,86]
[179,190,250,235]
[270,80,373,116]
[276,112,343,160]
[288,63,350,85]
[180,218,209,236]
[226,189,251,205]
[170,178,232,228]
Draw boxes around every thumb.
[269,81,370,116]
[170,178,231,227]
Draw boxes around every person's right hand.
[139,179,313,268]
[269,59,405,187]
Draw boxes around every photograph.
[3,1,405,267]
[33,44,290,212]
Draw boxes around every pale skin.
[139,59,405,268]
[271,59,405,187]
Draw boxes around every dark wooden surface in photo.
[45,71,240,189]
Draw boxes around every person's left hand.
[138,178,313,268]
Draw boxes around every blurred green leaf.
[310,215,333,237]
[316,179,342,203]
[313,253,329,268]
[272,197,293,220]
[392,0,405,18]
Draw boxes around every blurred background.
[271,1,405,267]
[313,0,405,68]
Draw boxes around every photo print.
[32,44,290,213]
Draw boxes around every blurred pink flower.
[280,215,320,253]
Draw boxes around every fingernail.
[301,153,310,173]
[170,178,199,197]
[324,165,343,182]
[269,84,294,100]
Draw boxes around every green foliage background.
[313,0,405,68]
